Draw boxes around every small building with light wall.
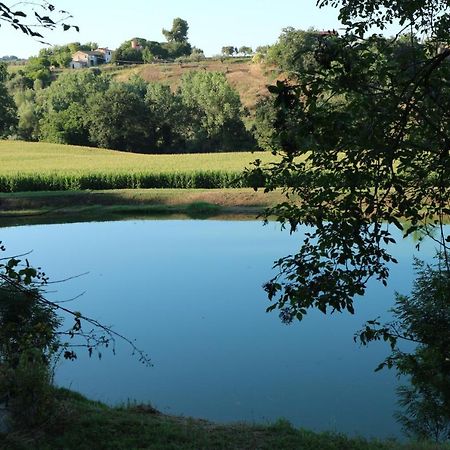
[70,48,113,69]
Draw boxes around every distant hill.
[111,58,278,112]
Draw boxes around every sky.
[0,0,345,58]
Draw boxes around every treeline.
[5,26,414,155]
[3,67,255,153]
[251,27,434,152]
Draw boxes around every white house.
[96,48,113,63]
[70,48,113,69]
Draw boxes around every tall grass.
[0,171,247,192]
[0,141,274,192]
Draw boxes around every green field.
[0,141,271,191]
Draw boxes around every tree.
[247,0,449,439]
[0,243,151,428]
[358,258,450,442]
[21,55,52,86]
[188,47,206,62]
[38,70,110,145]
[265,27,320,74]
[88,83,155,152]
[162,17,189,43]
[221,46,236,57]
[113,39,169,64]
[252,96,278,151]
[0,63,17,137]
[13,87,39,140]
[248,1,449,324]
[178,71,253,151]
[238,46,253,56]
[145,83,186,152]
[142,47,154,63]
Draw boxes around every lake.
[0,219,442,439]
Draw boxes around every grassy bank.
[0,142,275,192]
[0,188,284,225]
[2,388,448,450]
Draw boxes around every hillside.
[111,59,278,111]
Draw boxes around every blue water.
[0,220,443,438]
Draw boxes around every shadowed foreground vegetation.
[1,388,449,450]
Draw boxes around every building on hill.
[70,48,113,69]
[317,30,338,37]
[96,48,113,63]
[131,39,143,51]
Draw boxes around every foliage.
[317,0,450,42]
[252,96,278,151]
[112,38,170,64]
[30,70,253,153]
[20,55,52,86]
[162,17,189,43]
[265,27,321,74]
[38,42,100,68]
[162,40,192,59]
[0,242,151,429]
[247,0,450,440]
[238,46,253,56]
[175,47,206,63]
[145,83,185,151]
[0,1,78,42]
[13,88,39,140]
[88,83,154,152]
[37,69,110,146]
[0,62,17,137]
[114,18,191,64]
[178,71,254,151]
[247,28,449,323]
[357,258,450,442]
[0,273,59,428]
[222,46,237,57]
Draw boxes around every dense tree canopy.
[178,71,254,151]
[7,67,252,153]
[265,27,320,74]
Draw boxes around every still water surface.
[1,219,443,438]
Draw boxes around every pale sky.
[0,0,345,58]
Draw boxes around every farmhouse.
[70,48,113,69]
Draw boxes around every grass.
[0,141,278,192]
[0,141,265,174]
[2,388,450,450]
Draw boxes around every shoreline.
[1,387,438,450]
[0,188,284,226]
